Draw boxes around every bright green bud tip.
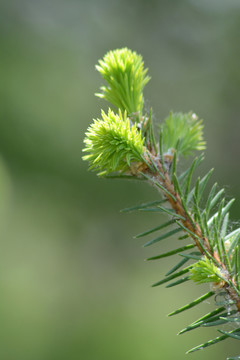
[189,256,222,284]
[161,112,206,157]
[95,48,150,116]
[82,109,145,175]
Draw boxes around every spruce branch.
[83,47,240,359]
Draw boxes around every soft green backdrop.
[1,1,240,359]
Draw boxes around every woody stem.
[145,154,240,311]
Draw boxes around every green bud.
[189,256,222,284]
[95,48,150,116]
[161,112,206,156]
[82,109,145,175]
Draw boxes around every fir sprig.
[95,48,150,116]
[83,108,145,175]
[161,111,206,156]
[83,48,240,359]
[189,256,223,284]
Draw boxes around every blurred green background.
[1,0,240,359]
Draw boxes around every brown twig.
[145,154,240,311]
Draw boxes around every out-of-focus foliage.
[161,112,206,156]
[1,1,240,359]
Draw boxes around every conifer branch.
[143,151,240,311]
[83,47,240,359]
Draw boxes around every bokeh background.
[1,1,240,359]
